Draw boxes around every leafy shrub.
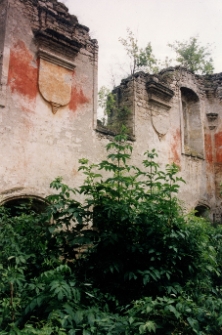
[1,130,222,334]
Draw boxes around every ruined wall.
[1,0,222,220]
[0,0,108,205]
[107,68,222,219]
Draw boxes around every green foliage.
[118,31,214,76]
[98,87,131,133]
[98,86,111,111]
[104,91,116,116]
[168,36,214,74]
[119,28,158,75]
[1,131,222,334]
[98,87,130,118]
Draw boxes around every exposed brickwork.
[107,67,222,219]
[1,0,222,222]
[0,0,99,203]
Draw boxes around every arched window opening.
[3,196,47,216]
[194,205,209,219]
[181,87,203,158]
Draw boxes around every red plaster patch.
[205,133,213,163]
[171,129,181,167]
[69,86,89,112]
[8,40,38,100]
[215,132,222,162]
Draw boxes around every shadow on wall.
[181,87,203,158]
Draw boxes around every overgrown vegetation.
[98,87,131,133]
[98,33,214,123]
[1,130,222,334]
[168,36,214,74]
[119,28,158,75]
[118,29,214,75]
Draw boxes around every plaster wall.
[0,0,107,204]
[107,69,222,218]
[1,0,222,220]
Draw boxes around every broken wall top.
[0,0,98,110]
[115,67,222,102]
[3,0,98,60]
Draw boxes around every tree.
[119,28,158,75]
[98,86,110,109]
[1,130,222,334]
[98,87,131,133]
[168,36,214,74]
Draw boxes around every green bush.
[1,130,222,334]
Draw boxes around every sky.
[61,0,222,90]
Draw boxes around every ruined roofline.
[117,68,176,88]
[16,0,98,48]
[159,66,222,80]
[19,0,79,24]
[119,66,222,84]
[114,67,222,98]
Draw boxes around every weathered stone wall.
[1,0,222,220]
[0,0,106,205]
[108,68,222,219]
[0,0,8,107]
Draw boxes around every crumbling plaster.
[106,69,222,219]
[0,0,102,203]
[1,0,222,220]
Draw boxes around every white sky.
[61,0,222,90]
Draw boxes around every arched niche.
[2,195,47,216]
[194,204,210,219]
[180,87,203,158]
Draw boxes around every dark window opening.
[3,196,47,216]
[195,205,209,219]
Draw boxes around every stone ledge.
[38,48,76,70]
[96,125,136,142]
[146,81,174,102]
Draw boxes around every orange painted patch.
[8,40,38,100]
[205,133,213,163]
[69,86,89,112]
[215,132,222,162]
[171,129,181,167]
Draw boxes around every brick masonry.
[1,0,222,221]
